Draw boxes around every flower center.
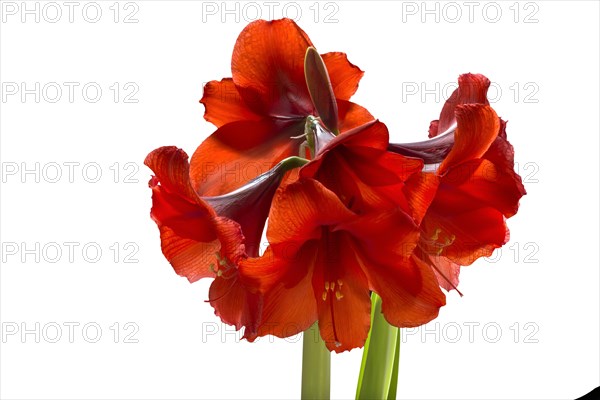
[210,252,237,279]
[293,115,336,159]
[422,227,456,256]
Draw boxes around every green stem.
[301,322,331,400]
[356,293,400,400]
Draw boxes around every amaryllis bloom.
[389,74,526,291]
[191,18,374,196]
[145,146,306,330]
[240,178,446,352]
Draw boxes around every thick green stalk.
[356,293,400,400]
[301,322,331,400]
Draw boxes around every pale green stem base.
[356,293,400,400]
[301,322,331,400]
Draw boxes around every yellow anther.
[431,228,442,241]
[322,291,328,301]
[325,282,330,291]
[337,279,343,286]
[209,264,217,274]
[217,270,223,277]
[335,290,344,300]
[330,281,336,291]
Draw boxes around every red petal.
[337,100,375,132]
[189,119,304,196]
[403,172,440,225]
[312,234,372,352]
[431,73,491,137]
[432,256,461,293]
[442,158,524,219]
[145,146,203,202]
[267,178,355,248]
[438,104,499,175]
[417,249,461,293]
[301,120,422,214]
[338,207,420,264]
[209,274,262,333]
[321,52,364,101]
[363,253,446,327]
[155,229,221,283]
[482,133,526,218]
[232,19,315,118]
[240,246,318,341]
[335,208,442,327]
[423,183,509,265]
[200,78,262,128]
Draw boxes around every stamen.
[322,291,328,301]
[335,290,344,300]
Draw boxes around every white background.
[1,1,598,399]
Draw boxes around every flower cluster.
[145,19,526,353]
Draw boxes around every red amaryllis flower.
[389,74,526,291]
[191,18,374,196]
[240,178,446,352]
[145,146,306,330]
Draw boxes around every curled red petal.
[321,52,364,101]
[438,104,499,175]
[145,146,245,282]
[200,78,262,128]
[431,73,491,138]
